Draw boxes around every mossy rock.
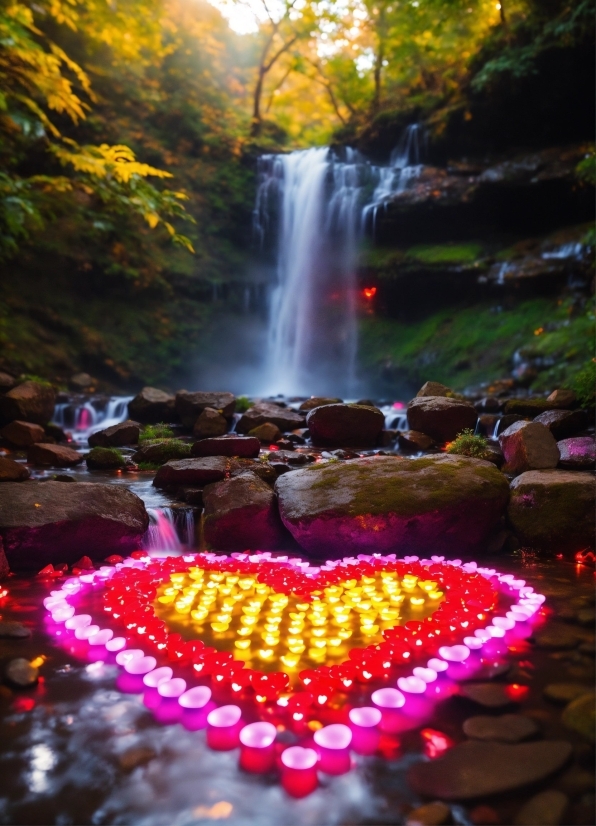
[275,454,509,557]
[132,440,191,466]
[562,692,595,743]
[503,398,556,417]
[86,447,126,470]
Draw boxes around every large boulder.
[0,381,55,426]
[86,447,126,470]
[0,372,16,393]
[128,388,175,424]
[88,419,141,448]
[236,403,305,434]
[499,421,560,474]
[132,440,191,466]
[192,407,228,439]
[275,454,509,557]
[27,443,83,468]
[191,435,260,459]
[407,397,477,444]
[507,470,595,552]
[298,397,342,411]
[175,391,235,429]
[153,457,239,489]
[0,457,30,482]
[248,422,282,443]
[533,409,588,440]
[306,404,384,448]
[0,420,46,447]
[203,473,292,551]
[416,381,452,398]
[0,482,149,568]
[557,437,596,470]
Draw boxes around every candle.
[313,723,352,775]
[88,629,114,646]
[239,721,277,773]
[280,746,318,797]
[206,705,242,750]
[371,687,405,733]
[157,678,187,698]
[124,656,157,675]
[65,614,91,631]
[348,707,381,755]
[143,667,174,688]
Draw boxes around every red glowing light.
[362,287,377,299]
[506,683,530,701]
[421,728,453,758]
[12,697,35,712]
[575,550,596,565]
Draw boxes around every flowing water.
[52,396,133,446]
[254,126,424,398]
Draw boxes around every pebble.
[577,609,596,626]
[460,683,516,708]
[556,766,595,796]
[407,740,572,800]
[534,625,581,649]
[118,746,157,772]
[405,801,451,826]
[5,658,38,688]
[463,714,538,743]
[0,621,31,639]
[562,692,595,743]
[514,790,568,826]
[544,682,592,704]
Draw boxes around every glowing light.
[362,286,377,299]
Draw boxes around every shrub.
[235,396,252,413]
[445,429,491,460]
[139,423,175,442]
[567,360,596,409]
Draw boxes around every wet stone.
[407,740,572,800]
[0,621,31,639]
[405,801,452,825]
[514,790,568,826]
[5,658,38,688]
[463,714,538,743]
[544,683,592,704]
[535,624,582,649]
[562,693,595,743]
[0,457,30,482]
[118,746,157,772]
[460,683,517,708]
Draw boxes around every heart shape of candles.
[43,551,545,794]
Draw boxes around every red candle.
[313,723,352,775]
[281,746,318,797]
[206,705,242,750]
[239,721,277,773]
[348,707,381,755]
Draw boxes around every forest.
[0,0,594,393]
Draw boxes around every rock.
[267,450,314,466]
[407,740,572,800]
[5,658,38,688]
[557,437,596,470]
[398,430,435,452]
[534,624,582,649]
[562,693,595,742]
[496,414,524,436]
[514,790,568,826]
[416,381,453,398]
[44,423,68,443]
[0,381,55,426]
[328,448,360,460]
[499,421,560,474]
[118,745,156,772]
[503,398,556,417]
[545,683,591,703]
[0,539,8,579]
[86,447,126,470]
[0,621,31,639]
[175,391,235,429]
[463,714,538,743]
[203,473,292,551]
[192,407,228,439]
[128,387,175,424]
[469,805,500,825]
[0,420,45,448]
[69,373,95,391]
[132,441,191,465]
[0,372,16,392]
[0,481,149,568]
[483,445,504,467]
[475,397,502,413]
[298,397,342,411]
[88,420,140,448]
[275,454,509,557]
[547,388,577,409]
[477,414,500,437]
[27,443,83,468]
[236,403,305,435]
[191,435,260,459]
[306,404,384,447]
[0,457,30,482]
[533,409,588,440]
[460,683,516,708]
[153,457,237,489]
[405,801,452,825]
[407,397,477,444]
[248,422,283,443]
[507,470,595,552]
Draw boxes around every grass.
[139,423,175,442]
[137,461,160,471]
[406,243,485,265]
[446,429,491,460]
[235,395,252,413]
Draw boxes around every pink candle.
[239,721,277,773]
[313,723,352,775]
[348,707,381,755]
[206,705,242,750]
[280,746,318,797]
[371,687,405,733]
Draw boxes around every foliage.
[139,423,175,442]
[406,243,485,265]
[566,359,596,409]
[445,429,491,459]
[137,461,161,471]
[576,147,596,187]
[235,395,252,413]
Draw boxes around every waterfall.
[143,507,196,553]
[254,126,423,397]
[52,395,133,445]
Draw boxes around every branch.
[263,34,299,73]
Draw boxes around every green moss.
[137,462,160,471]
[139,423,175,442]
[86,446,125,469]
[565,359,596,409]
[135,439,191,464]
[235,396,252,413]
[446,429,491,460]
[406,243,485,265]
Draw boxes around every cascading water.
[254,125,423,397]
[143,507,196,553]
[52,396,133,445]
